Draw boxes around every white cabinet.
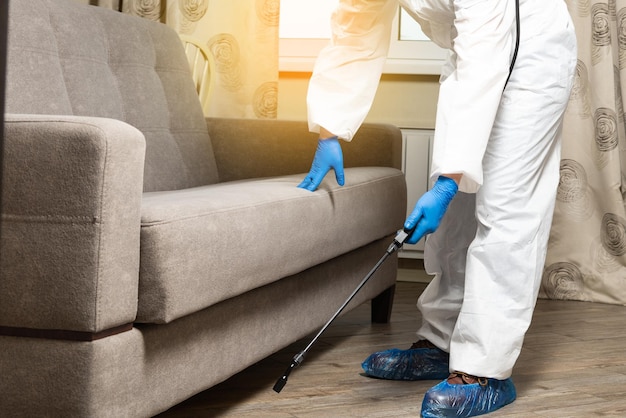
[399,129,434,259]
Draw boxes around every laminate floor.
[156,277,626,417]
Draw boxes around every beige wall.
[278,72,440,130]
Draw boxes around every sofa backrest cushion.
[6,0,219,191]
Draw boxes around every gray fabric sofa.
[0,1,407,416]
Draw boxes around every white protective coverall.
[307,0,577,379]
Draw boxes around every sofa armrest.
[0,114,146,334]
[206,117,403,182]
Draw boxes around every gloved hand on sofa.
[298,136,345,191]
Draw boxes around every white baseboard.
[397,268,433,283]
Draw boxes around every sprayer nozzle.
[273,375,287,393]
[273,356,303,394]
[273,364,294,394]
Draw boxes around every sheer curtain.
[77,0,279,119]
[541,0,626,305]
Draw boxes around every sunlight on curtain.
[165,1,279,119]
[82,0,279,119]
[541,0,626,305]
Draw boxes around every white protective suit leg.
[416,0,577,379]
[415,191,476,353]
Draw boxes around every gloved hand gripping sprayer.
[273,228,411,393]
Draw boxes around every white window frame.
[279,6,448,75]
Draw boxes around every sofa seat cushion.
[137,166,406,323]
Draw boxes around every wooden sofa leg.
[371,284,395,323]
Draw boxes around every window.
[279,0,447,74]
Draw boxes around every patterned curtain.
[76,0,279,119]
[541,0,626,305]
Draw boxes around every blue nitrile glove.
[298,136,345,191]
[404,176,458,244]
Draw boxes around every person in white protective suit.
[298,0,577,416]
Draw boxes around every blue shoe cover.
[421,377,516,417]
[361,347,449,381]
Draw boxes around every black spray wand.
[273,229,410,393]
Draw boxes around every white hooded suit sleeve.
[308,0,517,193]
[307,0,398,141]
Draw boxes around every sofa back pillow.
[6,0,219,191]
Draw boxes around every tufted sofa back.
[5,0,219,192]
